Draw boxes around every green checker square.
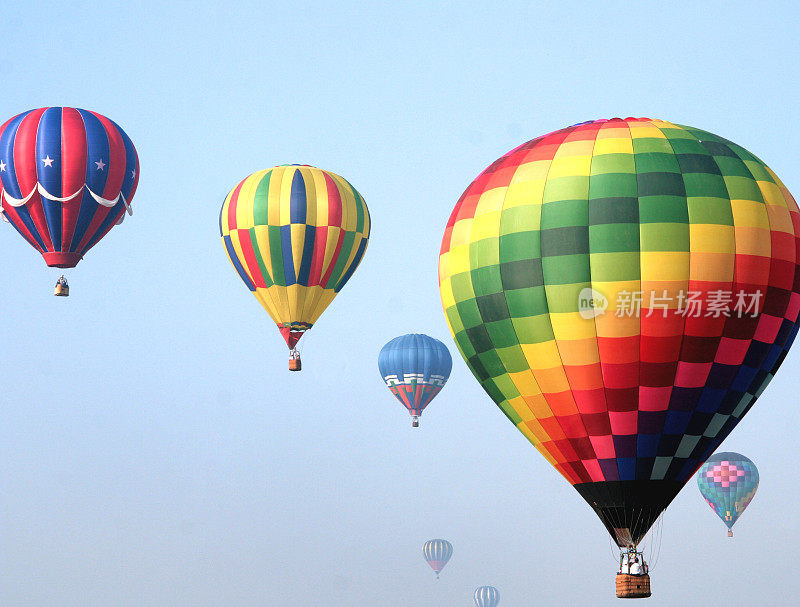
[454,329,477,359]
[682,173,729,198]
[589,153,635,175]
[637,172,686,197]
[540,226,590,256]
[723,175,764,202]
[676,153,722,175]
[633,152,680,174]
[589,173,638,199]
[742,160,771,182]
[544,282,589,313]
[698,140,738,158]
[481,377,506,404]
[638,196,689,223]
[713,156,754,178]
[589,251,641,282]
[477,349,510,379]
[470,237,499,266]
[511,314,555,344]
[666,136,708,154]
[450,272,476,303]
[539,199,588,229]
[505,286,548,318]
[541,253,591,285]
[495,343,530,373]
[589,223,640,254]
[729,144,763,166]
[465,354,491,383]
[445,305,465,335]
[492,373,521,401]
[687,197,734,224]
[632,137,675,154]
[500,258,544,289]
[661,127,698,141]
[639,222,689,252]
[465,324,494,354]
[589,197,639,225]
[498,229,541,261]
[498,400,523,425]
[455,297,483,329]
[476,291,511,323]
[484,318,521,349]
[500,206,542,234]
[543,176,590,203]
[470,265,503,296]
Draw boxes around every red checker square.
[486,165,518,189]
[753,314,783,342]
[567,461,593,484]
[540,440,564,463]
[639,361,677,387]
[604,387,639,412]
[638,386,672,411]
[589,434,616,459]
[641,313,685,337]
[600,361,639,389]
[538,417,567,440]
[769,258,796,289]
[545,391,579,417]
[582,459,605,482]
[572,388,608,414]
[771,231,797,261]
[785,292,800,322]
[557,414,589,439]
[570,436,597,459]
[714,337,751,365]
[597,336,640,363]
[581,412,612,435]
[553,439,580,463]
[640,334,683,362]
[734,254,771,286]
[609,410,638,435]
[678,336,720,362]
[683,314,727,339]
[674,361,713,388]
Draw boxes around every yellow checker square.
[473,186,507,217]
[555,138,596,157]
[511,159,551,182]
[596,126,631,139]
[507,396,535,422]
[449,218,475,248]
[730,199,770,229]
[470,211,502,241]
[758,180,788,208]
[689,224,734,253]
[522,392,555,418]
[629,125,668,140]
[640,252,690,281]
[509,369,543,397]
[548,311,596,340]
[520,339,562,368]
[556,337,600,365]
[504,179,546,209]
[546,154,593,179]
[445,245,473,278]
[592,137,633,156]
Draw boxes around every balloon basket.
[727,529,733,538]
[289,350,301,372]
[616,573,651,599]
[54,284,69,297]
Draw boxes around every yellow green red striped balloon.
[439,117,800,546]
[220,165,370,349]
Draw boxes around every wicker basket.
[54,284,69,297]
[289,357,301,372]
[616,573,651,599]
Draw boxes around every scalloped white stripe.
[2,183,133,215]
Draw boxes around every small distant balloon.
[474,586,500,607]
[422,539,452,579]
[378,334,452,427]
[697,452,759,537]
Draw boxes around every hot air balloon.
[474,586,500,607]
[220,165,370,370]
[697,451,759,537]
[422,539,452,579]
[378,334,452,427]
[439,118,800,596]
[0,107,139,294]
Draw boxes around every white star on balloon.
[95,159,106,171]
[0,160,6,172]
[131,168,136,179]
[42,155,54,167]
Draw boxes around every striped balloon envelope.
[697,451,759,537]
[0,107,139,268]
[422,539,452,579]
[378,334,452,427]
[474,586,500,607]
[220,165,370,363]
[439,117,800,547]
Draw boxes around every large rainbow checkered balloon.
[697,451,758,536]
[438,117,799,546]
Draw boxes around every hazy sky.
[1,2,798,606]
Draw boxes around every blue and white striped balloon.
[474,585,500,607]
[422,539,453,578]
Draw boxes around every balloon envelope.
[0,107,139,268]
[439,117,800,546]
[697,451,759,532]
[378,334,452,421]
[220,165,370,349]
[474,586,500,607]
[422,539,452,576]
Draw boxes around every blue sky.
[1,1,799,605]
